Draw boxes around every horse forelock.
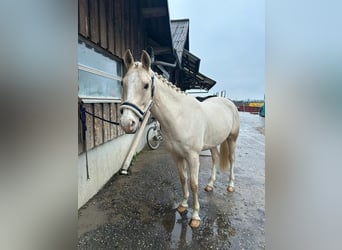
[125,63,152,88]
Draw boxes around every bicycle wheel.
[146,126,160,150]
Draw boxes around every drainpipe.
[152,60,177,68]
[147,46,178,68]
[120,111,151,175]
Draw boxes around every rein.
[119,74,155,121]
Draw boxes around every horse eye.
[144,83,149,89]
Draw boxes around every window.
[78,40,122,102]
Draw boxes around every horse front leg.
[187,153,201,228]
[175,157,189,213]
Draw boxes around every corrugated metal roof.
[170,19,189,64]
[170,19,216,91]
[182,49,200,73]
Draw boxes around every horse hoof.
[204,185,213,192]
[177,205,187,214]
[227,186,235,192]
[190,219,201,228]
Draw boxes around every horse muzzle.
[120,111,139,134]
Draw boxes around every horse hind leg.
[205,147,219,192]
[227,135,238,192]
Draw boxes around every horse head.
[120,49,154,134]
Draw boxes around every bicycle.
[146,119,163,150]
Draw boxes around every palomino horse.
[120,50,240,228]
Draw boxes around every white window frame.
[78,39,123,103]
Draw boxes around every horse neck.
[150,76,185,127]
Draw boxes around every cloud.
[169,0,265,100]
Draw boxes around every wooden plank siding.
[110,103,117,139]
[94,103,103,146]
[89,0,100,44]
[85,104,95,150]
[78,0,148,154]
[102,103,110,142]
[114,0,123,57]
[106,0,115,54]
[78,102,124,153]
[127,0,133,56]
[99,0,108,49]
[79,0,89,37]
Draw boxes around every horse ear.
[141,50,151,70]
[123,49,134,69]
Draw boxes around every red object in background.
[237,105,261,114]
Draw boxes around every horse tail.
[219,139,230,171]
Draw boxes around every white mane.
[154,72,186,95]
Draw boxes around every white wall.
[78,125,151,209]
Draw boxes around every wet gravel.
[78,112,265,249]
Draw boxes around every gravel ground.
[78,112,265,249]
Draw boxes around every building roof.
[143,13,216,92]
[171,19,216,91]
[181,50,216,91]
[142,0,175,63]
[170,19,189,65]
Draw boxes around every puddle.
[78,112,265,249]
[161,209,193,249]
[170,210,192,249]
[160,206,235,249]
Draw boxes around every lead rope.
[80,74,155,179]
[79,101,123,180]
[79,102,90,180]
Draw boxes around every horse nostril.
[131,120,136,127]
[120,109,123,114]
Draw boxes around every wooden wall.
[78,0,148,154]
[78,0,146,59]
[78,103,125,154]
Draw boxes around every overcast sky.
[168,0,265,100]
